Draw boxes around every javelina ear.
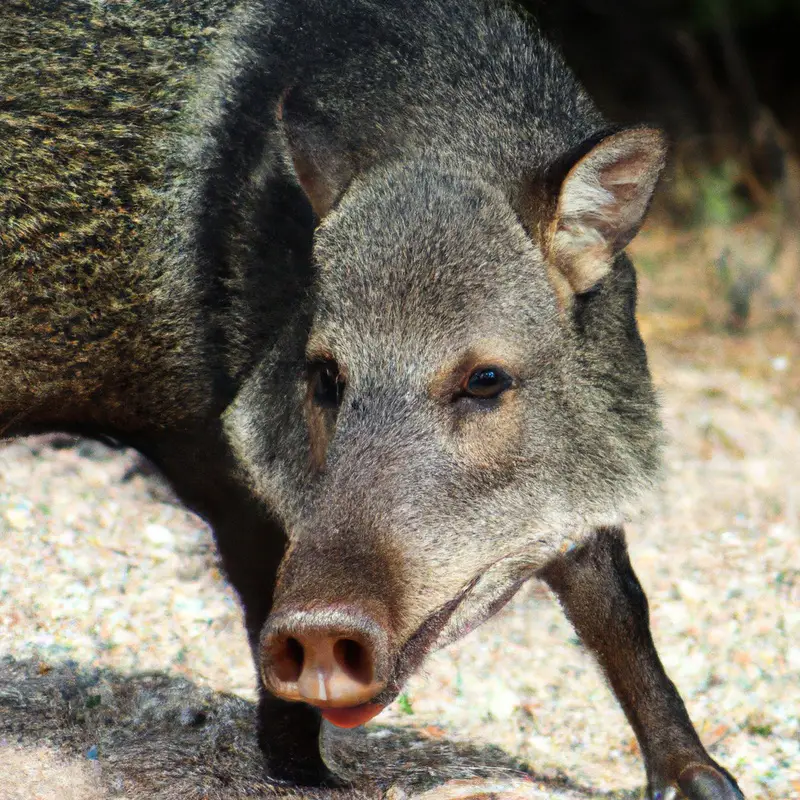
[548,127,667,294]
[278,90,354,219]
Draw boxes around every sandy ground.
[1,234,799,798]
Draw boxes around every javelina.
[0,0,744,797]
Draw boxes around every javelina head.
[225,119,667,725]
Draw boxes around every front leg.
[540,526,744,800]
[255,692,341,786]
[223,514,340,787]
[148,430,338,787]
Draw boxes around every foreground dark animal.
[0,657,580,799]
[0,1,743,797]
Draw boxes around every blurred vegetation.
[521,0,800,149]
[521,0,800,331]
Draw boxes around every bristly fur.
[0,2,743,796]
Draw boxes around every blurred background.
[523,0,800,384]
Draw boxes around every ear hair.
[547,127,668,294]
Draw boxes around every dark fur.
[0,656,546,799]
[1,1,742,797]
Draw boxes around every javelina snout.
[257,528,410,728]
[260,606,389,725]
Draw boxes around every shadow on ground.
[0,657,619,799]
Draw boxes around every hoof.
[677,764,745,800]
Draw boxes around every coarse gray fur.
[0,0,743,797]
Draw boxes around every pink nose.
[260,609,388,708]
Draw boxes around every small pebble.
[144,524,175,547]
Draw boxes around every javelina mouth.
[367,559,534,711]
[319,703,385,728]
[367,572,484,709]
[312,558,533,724]
[312,600,467,728]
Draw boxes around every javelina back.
[0,1,744,798]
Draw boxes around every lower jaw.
[319,703,385,729]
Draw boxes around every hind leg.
[540,527,744,800]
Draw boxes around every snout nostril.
[333,637,373,685]
[270,635,305,684]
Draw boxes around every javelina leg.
[147,431,336,786]
[213,507,337,787]
[540,526,744,800]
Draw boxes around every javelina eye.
[312,361,346,408]
[463,366,513,400]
